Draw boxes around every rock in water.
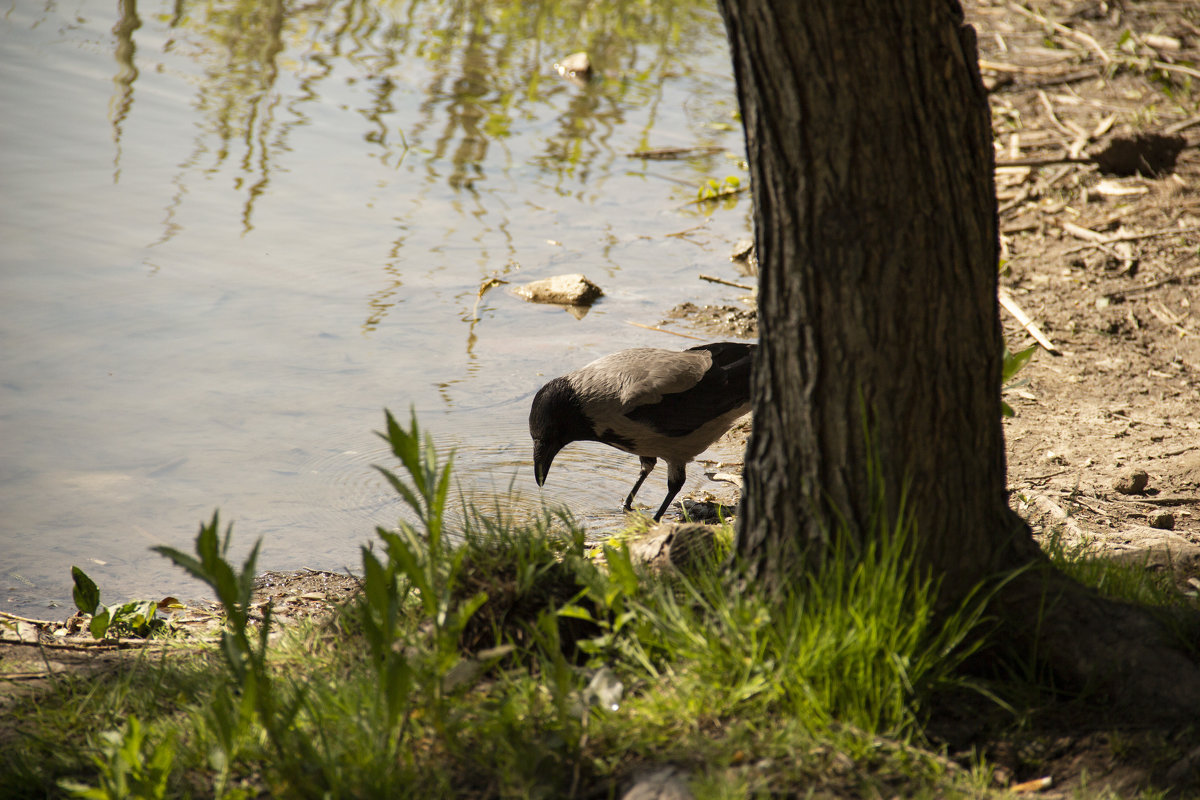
[513,273,603,306]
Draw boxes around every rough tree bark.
[717,0,1200,721]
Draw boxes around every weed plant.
[4,410,1003,799]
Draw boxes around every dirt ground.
[3,1,1200,796]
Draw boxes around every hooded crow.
[529,341,754,521]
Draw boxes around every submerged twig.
[626,146,724,160]
[625,321,705,340]
[699,274,754,291]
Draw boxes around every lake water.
[0,0,753,617]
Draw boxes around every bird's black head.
[529,376,594,486]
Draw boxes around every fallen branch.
[1103,266,1200,297]
[1111,496,1200,508]
[995,154,1091,168]
[1000,288,1060,354]
[0,610,56,626]
[0,637,215,651]
[1061,220,1109,243]
[1008,2,1111,65]
[1062,226,1200,256]
[1152,60,1200,81]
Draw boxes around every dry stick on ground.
[1025,492,1089,543]
[996,154,1092,168]
[1061,220,1109,243]
[0,637,222,651]
[1061,225,1200,256]
[1037,90,1086,142]
[0,610,57,626]
[979,58,1079,75]
[998,182,1034,215]
[999,288,1060,354]
[1008,2,1112,65]
[1165,114,1200,135]
[1152,60,1200,81]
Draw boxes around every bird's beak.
[532,438,560,487]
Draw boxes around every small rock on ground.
[1113,468,1150,495]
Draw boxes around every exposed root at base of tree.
[996,564,1200,725]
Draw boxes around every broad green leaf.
[89,606,112,639]
[1002,344,1036,384]
[71,566,101,615]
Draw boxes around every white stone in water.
[513,273,603,306]
[554,51,592,80]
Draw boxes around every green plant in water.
[697,174,742,201]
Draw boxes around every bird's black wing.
[625,343,754,437]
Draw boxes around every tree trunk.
[718,0,1200,721]
[720,0,1032,586]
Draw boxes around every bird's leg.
[624,456,657,512]
[652,462,687,522]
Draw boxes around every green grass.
[1041,526,1191,610]
[0,410,1037,799]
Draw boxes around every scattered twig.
[1096,225,1200,245]
[1000,288,1061,354]
[1151,60,1200,81]
[1111,496,1200,507]
[979,58,1076,75]
[699,274,754,291]
[664,220,710,239]
[1148,304,1197,337]
[995,154,1091,168]
[1062,226,1200,256]
[1067,494,1108,515]
[624,321,705,340]
[0,637,218,651]
[998,183,1034,215]
[0,610,56,626]
[0,671,65,681]
[1163,114,1200,135]
[626,146,724,160]
[1008,3,1111,65]
[1061,220,1109,243]
[1038,90,1084,142]
[1017,469,1069,484]
[1025,493,1088,542]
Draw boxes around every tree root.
[995,566,1200,725]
